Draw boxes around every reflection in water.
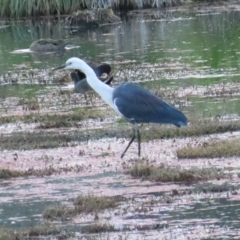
[1,10,240,117]
[0,11,240,73]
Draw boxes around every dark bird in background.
[72,62,112,92]
[54,57,187,158]
[71,71,113,94]
[30,39,68,52]
[70,63,113,103]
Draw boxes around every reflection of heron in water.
[54,57,187,158]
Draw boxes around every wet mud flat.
[1,66,240,240]
[2,3,240,239]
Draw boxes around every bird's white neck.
[82,63,114,108]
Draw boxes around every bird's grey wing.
[113,83,187,127]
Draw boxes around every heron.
[54,57,188,158]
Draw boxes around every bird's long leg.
[137,127,141,157]
[121,126,136,158]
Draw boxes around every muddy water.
[1,4,240,239]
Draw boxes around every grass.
[81,224,114,234]
[43,204,74,220]
[127,164,228,183]
[0,229,17,240]
[0,169,25,178]
[43,194,119,220]
[0,131,75,150]
[1,118,240,151]
[0,107,103,128]
[74,194,118,213]
[143,118,240,140]
[0,167,59,179]
[0,0,181,18]
[27,225,61,237]
[39,108,102,128]
[177,139,240,159]
[0,225,67,240]
[20,97,40,111]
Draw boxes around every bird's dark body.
[70,63,112,95]
[75,64,111,80]
[71,71,113,93]
[113,83,187,127]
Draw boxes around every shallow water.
[1,10,240,117]
[0,11,239,73]
[1,171,240,239]
[1,5,240,239]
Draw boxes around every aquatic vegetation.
[0,107,103,128]
[0,225,66,240]
[81,224,115,233]
[67,8,121,27]
[0,167,59,179]
[43,204,74,220]
[21,97,40,111]
[0,131,75,150]
[177,139,240,159]
[0,0,182,18]
[0,229,17,240]
[145,118,240,139]
[74,194,118,213]
[127,164,228,182]
[0,169,24,178]
[1,118,240,151]
[43,195,118,220]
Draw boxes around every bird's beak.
[52,63,66,71]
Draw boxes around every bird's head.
[53,57,87,72]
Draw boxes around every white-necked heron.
[54,57,188,158]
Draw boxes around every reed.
[0,0,182,18]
